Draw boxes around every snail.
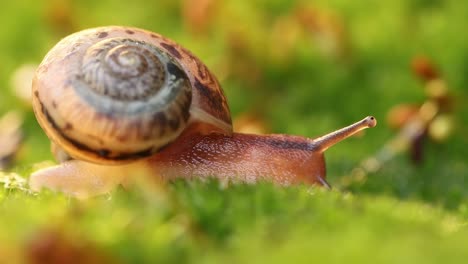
[30,26,376,198]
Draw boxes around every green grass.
[0,0,467,263]
[1,181,468,263]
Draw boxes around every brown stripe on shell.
[181,87,192,121]
[64,123,73,130]
[134,118,151,142]
[180,46,231,124]
[99,147,155,160]
[147,80,192,137]
[196,62,207,80]
[97,32,108,38]
[194,78,231,123]
[151,112,168,137]
[153,37,231,126]
[183,49,215,82]
[168,116,180,130]
[37,96,161,161]
[37,97,94,157]
[98,149,110,157]
[160,42,182,59]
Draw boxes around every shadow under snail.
[30,26,377,198]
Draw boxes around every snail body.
[30,26,376,198]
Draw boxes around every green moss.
[1,182,468,263]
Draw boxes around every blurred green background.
[0,0,467,263]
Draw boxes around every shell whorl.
[32,28,193,164]
[81,38,166,101]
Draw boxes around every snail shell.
[32,26,232,164]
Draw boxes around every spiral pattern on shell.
[32,28,193,164]
[82,38,166,101]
